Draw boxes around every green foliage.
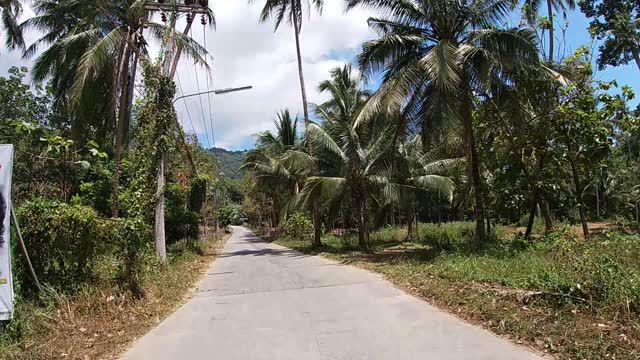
[210,147,246,180]
[16,199,107,293]
[113,216,155,297]
[218,203,246,226]
[579,0,640,70]
[165,183,200,244]
[417,222,477,251]
[73,162,114,217]
[281,212,313,238]
[189,175,208,212]
[124,66,178,219]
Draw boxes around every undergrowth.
[0,231,228,360]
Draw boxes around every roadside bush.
[281,212,313,239]
[218,203,246,226]
[16,199,108,294]
[417,222,475,250]
[549,231,640,312]
[73,163,114,217]
[165,183,200,245]
[113,216,155,297]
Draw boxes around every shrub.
[417,222,476,250]
[113,216,155,297]
[16,199,108,293]
[218,203,246,226]
[165,183,200,244]
[281,212,313,239]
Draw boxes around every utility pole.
[145,0,210,261]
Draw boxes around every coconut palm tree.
[347,0,541,244]
[250,0,324,246]
[299,64,453,248]
[243,109,307,227]
[522,0,576,62]
[23,0,210,217]
[0,0,24,50]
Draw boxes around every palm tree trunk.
[168,13,196,79]
[123,53,138,152]
[547,0,554,62]
[406,210,413,241]
[356,196,369,250]
[632,47,640,72]
[108,37,126,143]
[292,6,310,127]
[292,4,321,247]
[112,36,132,218]
[461,81,486,244]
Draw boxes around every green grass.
[274,223,640,359]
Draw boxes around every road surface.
[121,226,542,360]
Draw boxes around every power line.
[191,26,213,149]
[203,25,216,148]
[176,71,198,139]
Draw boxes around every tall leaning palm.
[0,0,24,50]
[250,0,323,246]
[348,0,540,244]
[522,0,576,61]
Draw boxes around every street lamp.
[173,85,253,105]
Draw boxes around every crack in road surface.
[121,226,543,360]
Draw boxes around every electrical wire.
[203,24,216,148]
[176,71,199,140]
[189,26,213,149]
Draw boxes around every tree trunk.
[524,200,537,239]
[568,155,589,237]
[562,126,589,238]
[292,6,321,247]
[168,13,196,79]
[112,36,132,218]
[312,206,322,248]
[406,208,414,241]
[123,53,138,152]
[547,0,554,62]
[486,215,491,235]
[108,37,126,143]
[356,196,369,250]
[595,179,600,220]
[632,47,640,72]
[542,200,553,233]
[461,81,486,244]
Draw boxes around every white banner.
[0,145,14,320]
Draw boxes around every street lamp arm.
[173,86,253,105]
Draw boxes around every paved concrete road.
[121,226,542,360]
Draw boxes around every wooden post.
[11,209,42,293]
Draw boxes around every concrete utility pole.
[145,0,210,261]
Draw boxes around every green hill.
[210,147,247,179]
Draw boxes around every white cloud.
[173,0,374,149]
[0,0,375,150]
